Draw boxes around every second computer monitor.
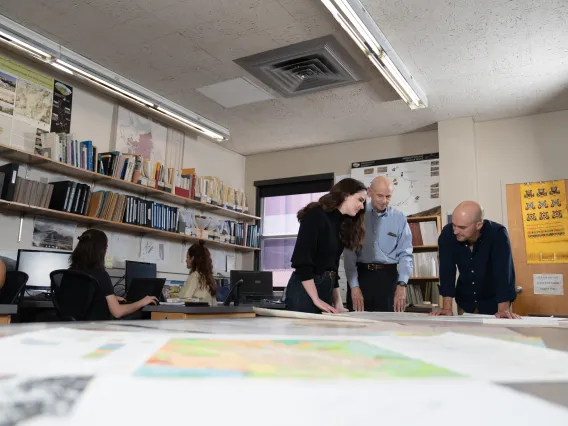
[16,249,72,290]
[125,260,156,291]
[230,270,273,297]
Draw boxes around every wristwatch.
[397,281,407,287]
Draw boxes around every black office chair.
[0,271,29,304]
[50,269,99,321]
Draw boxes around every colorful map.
[83,343,125,359]
[134,339,459,379]
[115,106,166,163]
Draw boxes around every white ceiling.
[1,0,567,154]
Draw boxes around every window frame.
[254,173,334,289]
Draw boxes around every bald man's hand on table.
[495,311,522,319]
[429,308,454,316]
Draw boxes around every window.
[261,192,327,287]
[254,173,334,288]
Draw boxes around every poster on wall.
[32,216,76,251]
[114,106,166,163]
[0,55,53,151]
[50,80,73,133]
[350,153,440,216]
[520,180,568,264]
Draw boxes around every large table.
[0,304,17,324]
[1,314,568,423]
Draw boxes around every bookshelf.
[0,199,260,253]
[406,214,442,306]
[0,144,260,221]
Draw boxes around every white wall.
[0,47,247,282]
[475,110,568,223]
[438,117,478,221]
[438,110,568,225]
[245,130,439,208]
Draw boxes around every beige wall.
[474,110,568,223]
[437,110,568,225]
[245,130,439,209]
[438,117,478,221]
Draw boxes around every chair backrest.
[0,271,29,304]
[50,269,99,321]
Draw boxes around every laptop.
[124,278,166,303]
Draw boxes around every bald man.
[344,176,413,312]
[431,201,519,318]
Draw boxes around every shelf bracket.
[18,213,24,243]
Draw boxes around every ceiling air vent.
[234,35,366,97]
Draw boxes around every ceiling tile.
[85,0,147,23]
[274,0,327,19]
[1,0,566,154]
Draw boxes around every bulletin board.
[506,180,568,316]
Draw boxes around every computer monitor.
[16,249,71,290]
[230,270,273,298]
[125,260,156,291]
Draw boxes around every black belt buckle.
[324,271,337,279]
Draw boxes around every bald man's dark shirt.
[438,220,517,314]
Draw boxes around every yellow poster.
[520,180,568,264]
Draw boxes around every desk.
[0,316,567,422]
[20,300,54,309]
[0,304,17,324]
[142,305,256,320]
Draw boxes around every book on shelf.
[409,220,439,246]
[12,177,54,209]
[39,132,98,172]
[411,252,439,278]
[0,163,19,201]
[2,141,253,216]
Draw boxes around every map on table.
[133,339,459,379]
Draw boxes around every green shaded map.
[135,339,459,379]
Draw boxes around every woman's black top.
[290,206,344,287]
[65,267,115,320]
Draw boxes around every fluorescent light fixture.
[55,59,155,107]
[156,106,226,141]
[319,0,427,109]
[0,29,52,59]
[50,62,73,75]
[0,18,230,142]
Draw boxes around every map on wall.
[0,55,54,150]
[351,153,440,216]
[114,106,166,163]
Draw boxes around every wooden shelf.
[0,144,260,222]
[0,199,260,253]
[409,276,440,281]
[407,215,439,223]
[413,244,438,250]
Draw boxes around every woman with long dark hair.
[286,178,367,314]
[69,229,158,320]
[179,240,217,305]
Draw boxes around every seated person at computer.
[179,240,217,306]
[69,229,158,320]
[0,255,16,292]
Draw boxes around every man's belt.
[322,271,337,279]
[357,263,397,271]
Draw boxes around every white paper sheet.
[375,332,568,382]
[534,274,564,295]
[71,378,568,426]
